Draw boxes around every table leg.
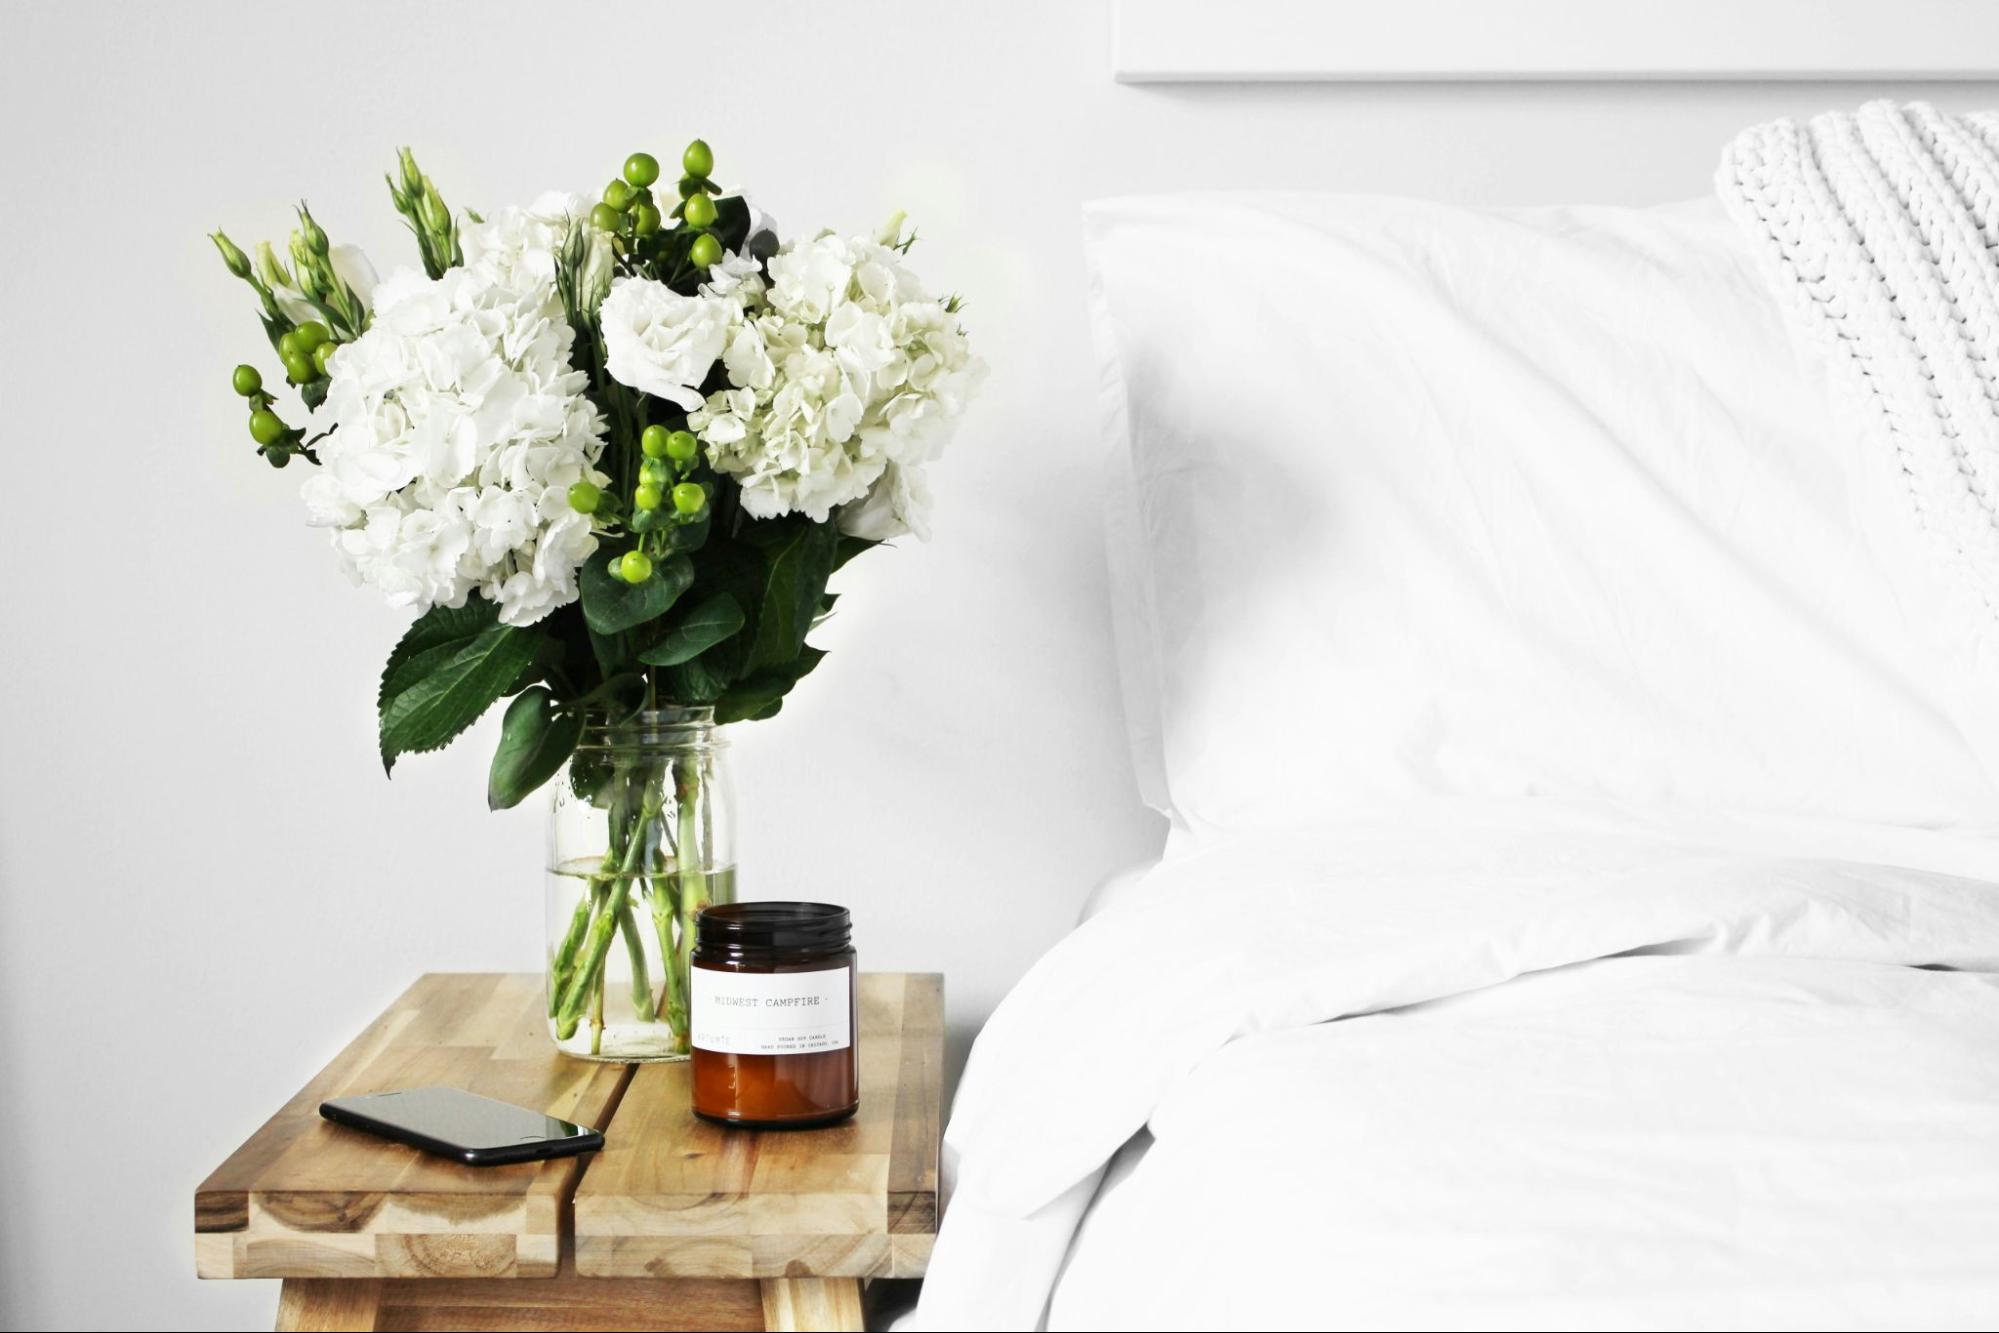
[759,1277,864,1332]
[275,1279,382,1332]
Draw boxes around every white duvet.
[914,803,1999,1331]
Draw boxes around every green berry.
[249,408,286,445]
[282,350,315,384]
[603,178,634,211]
[683,139,714,178]
[631,202,661,236]
[641,424,671,458]
[589,202,621,231]
[567,481,603,514]
[640,458,669,487]
[665,429,699,463]
[231,364,262,397]
[689,233,722,268]
[618,550,653,584]
[682,191,717,230]
[312,342,336,374]
[634,484,663,511]
[671,482,706,515]
[293,320,331,352]
[624,152,660,188]
[278,329,304,360]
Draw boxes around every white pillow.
[1086,192,1999,836]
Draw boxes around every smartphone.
[319,1087,604,1167]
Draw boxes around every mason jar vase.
[545,707,735,1061]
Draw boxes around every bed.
[913,106,1999,1331]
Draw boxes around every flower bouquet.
[210,143,983,1059]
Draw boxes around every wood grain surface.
[573,972,943,1280]
[197,974,632,1280]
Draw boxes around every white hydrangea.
[302,246,609,627]
[687,230,984,536]
[461,191,594,290]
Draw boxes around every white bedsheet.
[913,802,1999,1330]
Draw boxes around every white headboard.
[1114,0,1999,82]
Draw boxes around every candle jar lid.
[695,902,852,961]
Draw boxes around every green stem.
[651,847,687,1034]
[554,791,661,1038]
[617,900,653,1019]
[548,858,611,1018]
[670,758,709,1056]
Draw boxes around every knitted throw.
[1719,100,1999,622]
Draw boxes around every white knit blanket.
[1720,101,1999,624]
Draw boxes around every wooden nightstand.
[195,971,942,1331]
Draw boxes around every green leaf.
[639,593,744,667]
[717,647,826,724]
[744,520,838,673]
[579,549,692,635]
[487,687,584,811]
[378,600,537,773]
[662,648,733,703]
[833,534,879,571]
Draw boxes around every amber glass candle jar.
[689,903,858,1127]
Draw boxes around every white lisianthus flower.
[274,244,380,326]
[301,255,609,626]
[688,228,984,534]
[599,277,733,410]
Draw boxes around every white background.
[0,3,1992,1328]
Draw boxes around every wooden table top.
[195,971,943,1283]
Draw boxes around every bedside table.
[195,971,942,1331]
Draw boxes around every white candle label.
[690,967,852,1055]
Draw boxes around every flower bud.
[579,232,616,313]
[419,178,450,233]
[255,240,294,291]
[397,146,424,198]
[298,205,330,256]
[210,230,252,279]
[876,210,908,247]
[289,228,314,273]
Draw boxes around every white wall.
[0,2,1991,1327]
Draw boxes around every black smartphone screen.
[319,1087,604,1166]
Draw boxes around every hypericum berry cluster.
[588,141,726,272]
[567,423,709,585]
[230,359,313,468]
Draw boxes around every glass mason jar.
[546,707,735,1061]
